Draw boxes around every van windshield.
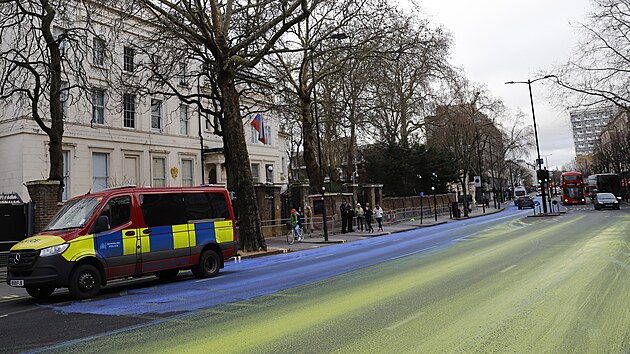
[44,197,101,231]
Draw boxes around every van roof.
[77,185,229,199]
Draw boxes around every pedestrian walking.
[340,201,348,233]
[355,203,364,231]
[374,204,384,231]
[364,202,374,233]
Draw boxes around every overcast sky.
[412,0,593,170]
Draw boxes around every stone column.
[26,180,61,234]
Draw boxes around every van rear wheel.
[68,264,101,300]
[192,250,221,278]
[26,286,55,299]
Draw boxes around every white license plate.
[10,280,24,287]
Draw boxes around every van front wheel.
[26,286,55,299]
[68,264,101,299]
[192,250,221,278]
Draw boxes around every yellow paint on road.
[55,212,630,354]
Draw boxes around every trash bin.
[451,202,460,218]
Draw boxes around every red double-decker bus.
[561,171,586,205]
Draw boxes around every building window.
[264,122,272,145]
[151,99,162,130]
[180,104,189,135]
[251,163,260,183]
[92,152,109,192]
[181,159,194,187]
[93,37,105,66]
[123,93,136,128]
[92,89,105,124]
[60,82,69,120]
[152,157,166,187]
[123,46,135,72]
[62,150,70,201]
[179,62,188,86]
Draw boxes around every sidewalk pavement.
[240,206,507,259]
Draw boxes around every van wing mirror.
[92,215,110,234]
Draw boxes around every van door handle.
[125,231,135,236]
[143,229,152,234]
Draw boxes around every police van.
[6,186,237,299]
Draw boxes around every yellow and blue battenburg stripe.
[11,221,234,261]
[92,220,234,257]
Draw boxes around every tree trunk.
[42,1,64,201]
[217,68,266,252]
[300,95,321,193]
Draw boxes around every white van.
[514,186,527,203]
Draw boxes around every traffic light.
[536,169,548,184]
[430,172,438,191]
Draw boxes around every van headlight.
[39,244,69,257]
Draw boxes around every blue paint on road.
[47,208,527,316]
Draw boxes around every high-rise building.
[569,107,618,156]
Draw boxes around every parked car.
[516,196,535,209]
[593,192,620,210]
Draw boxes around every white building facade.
[0,3,288,202]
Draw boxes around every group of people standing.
[340,201,384,234]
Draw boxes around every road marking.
[314,254,333,260]
[195,277,220,283]
[0,314,8,318]
[500,264,517,273]
[385,311,425,330]
[389,246,437,261]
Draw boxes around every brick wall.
[26,180,61,234]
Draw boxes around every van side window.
[100,196,131,230]
[183,193,230,221]
[140,193,187,227]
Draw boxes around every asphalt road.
[1,203,628,353]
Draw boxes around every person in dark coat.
[340,201,348,233]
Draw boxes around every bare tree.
[364,13,452,147]
[555,0,630,109]
[262,0,384,192]
[121,0,317,251]
[0,0,99,199]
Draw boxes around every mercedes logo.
[12,253,20,264]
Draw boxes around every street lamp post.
[505,75,555,214]
[471,93,485,214]
[310,52,328,241]
[309,32,348,242]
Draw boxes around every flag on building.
[250,113,266,144]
